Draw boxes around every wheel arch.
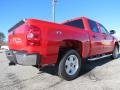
[56,39,83,64]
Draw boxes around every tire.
[58,49,81,80]
[111,45,119,59]
[9,62,16,66]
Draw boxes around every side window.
[88,19,99,33]
[99,24,108,35]
[64,19,84,29]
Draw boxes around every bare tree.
[0,32,5,48]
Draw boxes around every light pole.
[52,0,57,22]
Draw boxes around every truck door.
[98,24,114,53]
[88,19,103,56]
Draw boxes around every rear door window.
[88,19,99,33]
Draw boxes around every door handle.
[102,35,107,39]
[92,35,97,38]
[104,37,106,39]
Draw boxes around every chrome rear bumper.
[5,50,39,66]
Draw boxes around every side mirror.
[110,30,116,34]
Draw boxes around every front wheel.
[111,45,119,59]
[58,49,81,80]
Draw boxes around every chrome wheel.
[58,49,81,80]
[65,55,79,75]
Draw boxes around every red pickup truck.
[6,17,119,80]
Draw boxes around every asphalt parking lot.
[0,50,120,90]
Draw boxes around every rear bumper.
[5,50,39,66]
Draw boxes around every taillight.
[26,25,41,46]
[27,32,34,39]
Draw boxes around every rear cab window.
[64,19,84,29]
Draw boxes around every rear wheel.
[58,49,81,80]
[111,45,119,59]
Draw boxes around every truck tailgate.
[8,20,27,50]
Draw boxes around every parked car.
[1,45,9,50]
[6,17,119,80]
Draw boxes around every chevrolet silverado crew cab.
[6,17,119,80]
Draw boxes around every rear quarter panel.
[45,23,90,64]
